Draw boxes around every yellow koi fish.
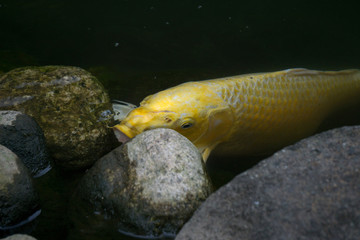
[114,69,360,161]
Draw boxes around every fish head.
[114,82,234,160]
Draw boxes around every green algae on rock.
[0,66,117,169]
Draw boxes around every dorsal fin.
[285,68,360,77]
[285,68,320,76]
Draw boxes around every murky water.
[1,0,359,239]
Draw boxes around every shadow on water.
[206,154,268,189]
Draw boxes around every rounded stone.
[0,110,51,177]
[72,128,213,237]
[0,145,39,228]
[1,234,37,240]
[0,66,117,169]
[176,126,360,240]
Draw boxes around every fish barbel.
[114,68,360,161]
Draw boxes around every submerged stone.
[1,234,37,240]
[176,126,360,240]
[0,66,117,169]
[72,128,213,237]
[0,110,51,177]
[0,145,39,228]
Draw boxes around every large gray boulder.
[0,66,117,169]
[176,126,360,240]
[0,110,51,177]
[72,128,213,238]
[0,145,39,228]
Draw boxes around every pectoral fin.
[201,144,218,162]
[197,105,234,161]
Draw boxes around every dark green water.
[1,0,359,239]
[1,0,359,103]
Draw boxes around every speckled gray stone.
[0,66,117,169]
[0,145,39,228]
[0,110,51,176]
[176,126,360,240]
[1,234,37,240]
[73,128,213,237]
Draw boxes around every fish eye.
[181,122,193,129]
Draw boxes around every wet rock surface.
[0,110,51,176]
[0,66,117,169]
[0,145,39,228]
[72,128,213,237]
[1,234,37,240]
[176,126,360,240]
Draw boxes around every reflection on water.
[0,210,41,238]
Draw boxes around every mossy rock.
[0,66,117,169]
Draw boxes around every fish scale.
[114,68,360,160]
[201,69,360,155]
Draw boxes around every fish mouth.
[113,123,139,143]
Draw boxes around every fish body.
[114,69,360,161]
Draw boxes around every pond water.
[1,0,359,239]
